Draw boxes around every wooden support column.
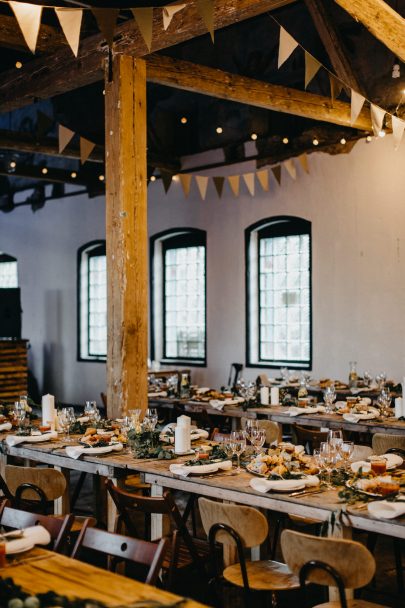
[105,55,148,419]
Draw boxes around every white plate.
[6,542,35,555]
[351,453,403,474]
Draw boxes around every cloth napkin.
[160,428,209,443]
[250,475,319,493]
[65,442,123,460]
[368,499,405,520]
[5,431,58,447]
[288,406,325,417]
[0,422,12,432]
[342,413,376,423]
[148,391,167,398]
[209,400,225,411]
[76,416,90,423]
[170,460,232,477]
[5,525,51,554]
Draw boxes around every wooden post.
[105,55,148,419]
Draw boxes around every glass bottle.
[348,361,358,388]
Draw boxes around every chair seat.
[124,474,150,492]
[314,600,390,608]
[224,559,299,591]
[162,537,210,571]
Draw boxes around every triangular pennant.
[392,115,405,151]
[298,153,309,174]
[195,175,209,200]
[80,137,96,164]
[36,110,53,139]
[329,74,343,105]
[305,52,321,89]
[256,169,269,192]
[351,89,366,126]
[92,8,118,47]
[243,172,255,196]
[162,4,186,30]
[278,27,298,68]
[196,0,214,43]
[228,175,240,197]
[55,8,83,57]
[132,8,153,52]
[271,165,282,185]
[9,2,43,54]
[370,104,386,136]
[161,171,173,193]
[284,158,297,180]
[213,176,225,198]
[59,125,75,154]
[179,173,192,197]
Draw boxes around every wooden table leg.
[54,467,70,516]
[150,482,170,541]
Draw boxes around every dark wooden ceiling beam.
[0,0,295,114]
[146,55,373,131]
[0,14,66,53]
[334,0,405,63]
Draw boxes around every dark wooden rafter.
[0,0,295,114]
[0,14,66,53]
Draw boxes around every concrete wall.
[0,134,404,402]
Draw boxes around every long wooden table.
[0,547,206,607]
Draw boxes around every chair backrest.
[281,529,375,589]
[198,497,268,550]
[241,417,281,445]
[372,433,405,455]
[5,465,66,501]
[351,445,373,462]
[293,425,328,453]
[0,505,74,554]
[71,525,168,586]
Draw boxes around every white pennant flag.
[370,104,386,136]
[305,52,321,89]
[351,90,366,126]
[55,8,83,57]
[195,175,209,200]
[392,115,405,150]
[243,172,255,196]
[162,4,186,30]
[284,158,297,180]
[278,27,298,68]
[10,1,43,53]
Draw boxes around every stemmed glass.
[146,408,158,431]
[244,419,258,442]
[377,386,391,417]
[251,428,266,455]
[338,441,354,471]
[328,429,343,449]
[60,407,75,442]
[230,430,246,473]
[363,371,372,388]
[120,416,132,453]
[319,441,337,485]
[14,401,26,434]
[323,385,336,413]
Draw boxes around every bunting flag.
[162,4,186,30]
[179,173,192,197]
[350,89,366,126]
[243,172,255,196]
[271,165,282,185]
[161,171,173,193]
[298,153,309,174]
[59,125,75,153]
[80,137,96,164]
[195,175,209,200]
[392,116,405,150]
[278,27,298,68]
[92,8,118,47]
[9,1,43,53]
[305,52,321,89]
[55,8,83,57]
[370,104,386,136]
[329,74,343,105]
[196,0,214,43]
[132,8,154,52]
[256,169,269,192]
[228,174,240,197]
[213,176,225,197]
[284,158,297,180]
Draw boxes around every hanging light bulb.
[180,117,187,124]
[71,172,77,179]
[251,133,257,140]
[150,175,156,182]
[312,138,319,146]
[366,135,372,143]
[282,137,289,144]
[340,138,346,145]
[216,127,223,134]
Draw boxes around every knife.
[288,489,323,497]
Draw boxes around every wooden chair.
[241,417,281,445]
[0,504,74,554]
[372,433,405,455]
[292,425,328,454]
[71,524,168,586]
[198,497,299,608]
[105,480,208,590]
[281,529,389,608]
[0,464,66,513]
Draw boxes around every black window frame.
[150,228,207,367]
[0,252,18,287]
[245,215,312,370]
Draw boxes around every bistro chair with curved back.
[0,465,67,513]
[198,497,299,608]
[292,425,329,454]
[0,503,74,554]
[241,417,281,446]
[105,479,208,590]
[71,523,168,586]
[281,529,389,608]
[372,433,405,456]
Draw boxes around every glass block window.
[151,229,207,366]
[0,253,18,287]
[246,217,312,369]
[78,241,107,362]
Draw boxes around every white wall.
[0,135,404,402]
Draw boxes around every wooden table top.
[0,547,206,608]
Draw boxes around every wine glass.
[14,401,26,434]
[377,386,391,417]
[323,385,336,413]
[363,371,372,388]
[120,416,132,453]
[230,430,246,473]
[58,409,70,441]
[251,428,266,455]
[328,429,343,449]
[244,419,258,442]
[338,441,354,470]
[319,441,336,485]
[146,408,158,430]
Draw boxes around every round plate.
[345,478,399,498]
[6,542,35,555]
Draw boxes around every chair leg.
[366,532,378,588]
[394,538,404,593]
[271,516,284,560]
[71,472,87,510]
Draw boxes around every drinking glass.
[244,419,258,443]
[377,386,391,417]
[251,428,266,455]
[14,401,26,433]
[120,416,132,453]
[319,441,336,484]
[230,430,246,473]
[328,429,343,449]
[338,441,354,470]
[363,371,372,388]
[146,408,158,430]
[369,456,387,475]
[84,401,98,421]
[323,385,336,414]
[223,435,234,460]
[128,409,142,432]
[61,407,75,442]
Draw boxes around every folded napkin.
[169,460,232,477]
[5,431,58,447]
[209,400,225,411]
[148,391,167,398]
[342,413,376,423]
[5,525,51,554]
[76,416,90,423]
[0,422,12,432]
[160,428,209,443]
[288,406,325,417]
[368,499,405,520]
[65,442,123,460]
[250,475,319,493]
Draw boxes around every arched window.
[77,240,106,362]
[150,228,206,366]
[246,216,312,369]
[0,252,18,287]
